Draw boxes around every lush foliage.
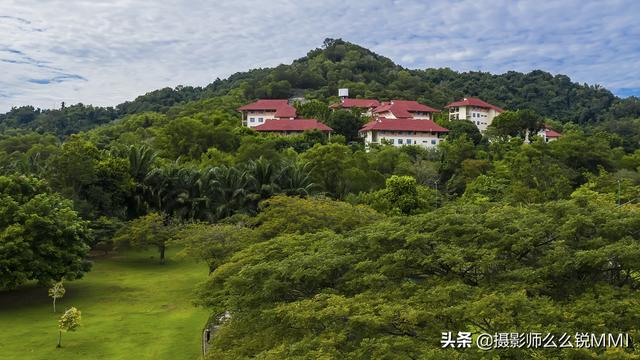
[57,307,81,348]
[0,175,91,289]
[115,212,177,263]
[195,193,640,358]
[2,39,640,359]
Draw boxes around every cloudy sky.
[1,0,639,112]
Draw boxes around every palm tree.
[204,166,253,220]
[245,157,280,201]
[144,164,200,220]
[128,145,157,182]
[125,145,158,217]
[276,161,317,196]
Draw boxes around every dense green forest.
[2,39,640,358]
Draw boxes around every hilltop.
[2,39,639,138]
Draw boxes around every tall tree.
[0,176,91,289]
[114,212,177,263]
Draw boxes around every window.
[258,117,264,122]
[431,139,437,145]
[398,139,403,144]
[406,139,412,144]
[250,118,255,123]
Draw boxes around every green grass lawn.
[0,249,209,360]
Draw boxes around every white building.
[539,127,562,142]
[253,119,333,135]
[371,100,440,120]
[359,117,449,149]
[237,99,297,128]
[444,97,504,132]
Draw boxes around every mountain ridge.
[2,38,637,137]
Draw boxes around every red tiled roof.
[237,99,297,118]
[254,119,333,132]
[330,98,381,109]
[360,117,449,133]
[444,97,504,112]
[372,100,440,118]
[544,128,562,138]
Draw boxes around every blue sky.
[1,0,639,112]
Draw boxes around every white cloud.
[0,0,639,112]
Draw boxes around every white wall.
[448,106,500,133]
[409,112,432,120]
[242,110,280,128]
[536,129,559,142]
[375,111,431,120]
[361,130,445,149]
[376,110,396,119]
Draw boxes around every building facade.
[253,119,333,135]
[237,99,297,128]
[539,127,562,142]
[359,118,449,149]
[372,100,440,120]
[444,97,504,132]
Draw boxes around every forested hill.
[1,38,639,137]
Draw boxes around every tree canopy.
[0,175,91,289]
[1,39,640,358]
[195,193,640,358]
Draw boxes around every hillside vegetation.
[3,38,640,138]
[1,39,640,359]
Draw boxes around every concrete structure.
[444,97,504,133]
[539,127,562,142]
[372,100,440,120]
[253,119,333,135]
[329,98,381,116]
[359,117,448,149]
[237,99,296,128]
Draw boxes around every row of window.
[381,138,438,145]
[380,131,439,136]
[471,113,487,118]
[249,117,264,123]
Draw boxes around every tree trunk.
[53,298,56,313]
[57,330,62,348]
[159,244,165,264]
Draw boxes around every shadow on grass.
[0,249,198,313]
[0,282,139,313]
[93,249,189,271]
[0,283,48,310]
